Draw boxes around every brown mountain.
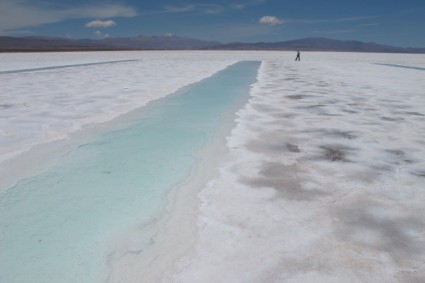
[0,35,220,52]
[0,35,424,53]
[208,37,425,53]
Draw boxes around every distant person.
[295,50,301,61]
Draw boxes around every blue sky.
[0,0,424,47]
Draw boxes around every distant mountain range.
[0,35,220,51]
[1,35,424,53]
[209,37,425,53]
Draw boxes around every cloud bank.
[0,0,136,33]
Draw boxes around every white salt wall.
[172,53,425,282]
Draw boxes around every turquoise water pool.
[0,61,260,283]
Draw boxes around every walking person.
[295,50,301,61]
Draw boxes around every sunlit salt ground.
[1,51,425,283]
[169,54,425,283]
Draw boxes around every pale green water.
[0,61,260,283]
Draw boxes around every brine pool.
[0,61,260,283]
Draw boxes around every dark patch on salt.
[381,116,404,121]
[301,129,357,140]
[342,109,358,114]
[325,130,357,140]
[336,201,425,262]
[320,145,354,162]
[241,162,327,201]
[302,104,326,109]
[317,81,329,87]
[318,112,342,117]
[286,143,301,153]
[387,149,404,156]
[271,113,297,120]
[287,94,305,100]
[412,170,425,178]
[246,140,298,154]
[386,149,414,165]
[403,111,424,116]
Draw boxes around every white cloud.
[86,20,116,28]
[94,30,110,39]
[259,16,284,26]
[0,0,136,33]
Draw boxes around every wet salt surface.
[172,55,425,282]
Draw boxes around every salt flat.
[169,53,425,283]
[0,51,238,166]
[1,51,425,283]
